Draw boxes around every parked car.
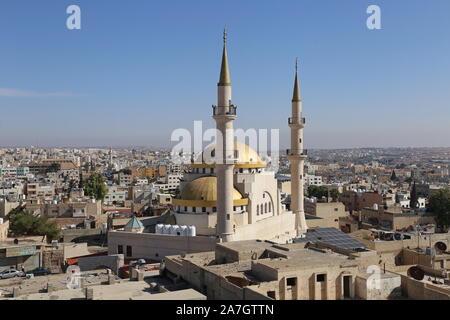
[31,268,51,276]
[0,269,24,279]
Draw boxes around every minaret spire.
[292,58,301,102]
[218,26,231,86]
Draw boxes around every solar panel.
[294,227,367,250]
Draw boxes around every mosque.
[109,30,309,258]
[170,29,308,243]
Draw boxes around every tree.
[390,170,397,181]
[428,189,450,231]
[121,169,132,175]
[48,162,61,173]
[9,206,61,242]
[410,181,418,209]
[308,186,326,199]
[330,189,340,202]
[83,172,107,201]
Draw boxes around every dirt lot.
[0,269,111,298]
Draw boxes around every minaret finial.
[295,57,298,73]
[223,25,227,45]
[218,27,231,86]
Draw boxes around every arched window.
[264,203,267,213]
[268,202,272,212]
[257,205,259,215]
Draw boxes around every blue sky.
[0,0,449,149]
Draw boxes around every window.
[316,274,326,282]
[213,207,217,212]
[184,206,187,211]
[334,208,338,211]
[202,207,206,213]
[227,214,230,220]
[257,206,259,215]
[287,277,297,286]
[193,207,196,213]
[126,245,132,257]
[118,245,123,254]
[233,206,236,211]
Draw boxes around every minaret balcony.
[288,117,306,125]
[286,149,307,156]
[212,105,237,116]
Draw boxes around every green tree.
[83,172,107,201]
[330,189,340,202]
[48,162,61,173]
[9,206,61,242]
[308,185,327,199]
[390,170,397,181]
[428,189,450,231]
[410,181,418,209]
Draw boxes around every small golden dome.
[180,176,242,201]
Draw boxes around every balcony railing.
[286,149,308,156]
[212,105,237,116]
[288,117,306,125]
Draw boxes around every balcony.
[286,149,308,156]
[212,105,237,116]
[288,117,306,125]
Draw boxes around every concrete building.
[163,239,402,300]
[359,206,436,231]
[305,174,323,186]
[0,219,9,241]
[340,190,383,214]
[25,199,102,218]
[304,202,349,229]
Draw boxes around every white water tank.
[162,224,172,235]
[373,204,378,210]
[0,218,3,225]
[180,225,188,236]
[155,224,164,234]
[171,225,181,236]
[187,225,196,237]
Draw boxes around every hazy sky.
[1,0,449,149]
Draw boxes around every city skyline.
[1,0,450,148]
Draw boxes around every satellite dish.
[407,266,425,281]
[434,242,447,254]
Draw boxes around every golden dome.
[192,141,266,169]
[173,176,248,207]
[181,176,242,201]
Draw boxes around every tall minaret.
[213,27,236,242]
[288,59,308,236]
